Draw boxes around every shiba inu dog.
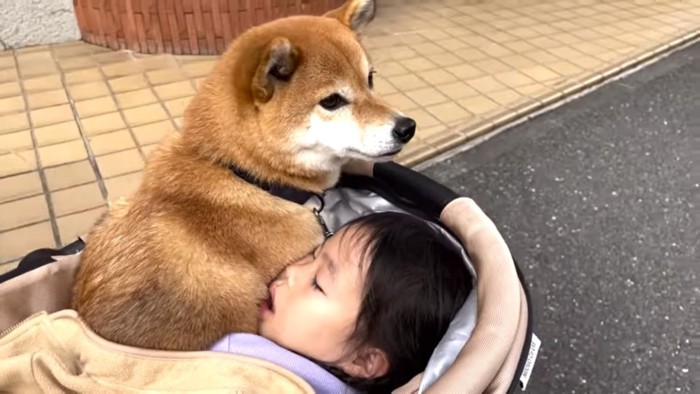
[71,0,416,351]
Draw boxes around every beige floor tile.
[411,41,447,56]
[0,149,37,177]
[465,75,508,94]
[428,53,463,68]
[513,84,550,98]
[425,101,472,124]
[523,49,560,64]
[132,120,176,145]
[92,51,133,65]
[138,55,178,72]
[15,50,53,67]
[52,182,105,216]
[96,149,145,178]
[500,54,538,69]
[403,107,441,129]
[30,104,74,128]
[435,38,470,52]
[109,74,149,93]
[0,130,32,151]
[445,64,484,80]
[374,62,410,78]
[0,95,26,115]
[104,172,144,200]
[386,46,419,61]
[520,65,562,83]
[0,172,42,203]
[88,129,136,156]
[75,96,118,118]
[153,80,195,101]
[163,96,192,117]
[122,103,169,126]
[401,57,439,73]
[0,195,49,231]
[146,68,188,85]
[64,68,103,85]
[454,48,490,62]
[420,68,458,85]
[38,139,87,167]
[405,87,449,107]
[44,160,96,191]
[546,61,584,77]
[67,80,111,101]
[56,206,106,244]
[18,64,59,79]
[0,55,15,70]
[458,96,501,116]
[435,81,480,101]
[57,56,98,71]
[373,77,397,95]
[34,120,81,146]
[383,93,419,112]
[80,112,127,136]
[23,74,63,93]
[503,40,538,53]
[0,221,55,262]
[52,43,92,59]
[386,74,428,91]
[529,36,563,50]
[26,89,68,110]
[493,70,537,88]
[0,81,21,98]
[488,89,525,107]
[472,58,512,74]
[102,61,142,78]
[479,43,514,58]
[181,60,217,78]
[0,68,18,84]
[115,88,158,109]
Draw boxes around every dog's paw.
[342,159,374,177]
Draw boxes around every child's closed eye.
[312,276,325,294]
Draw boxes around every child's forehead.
[328,225,372,275]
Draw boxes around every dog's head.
[191,0,415,186]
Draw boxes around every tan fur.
[71,0,401,351]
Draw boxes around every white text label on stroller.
[519,333,541,390]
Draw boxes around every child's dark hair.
[326,211,473,393]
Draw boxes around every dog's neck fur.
[178,72,338,194]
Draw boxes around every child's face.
[258,226,367,365]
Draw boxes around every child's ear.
[340,347,389,379]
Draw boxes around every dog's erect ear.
[253,37,299,103]
[324,0,376,32]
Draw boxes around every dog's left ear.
[253,37,299,103]
[324,0,376,32]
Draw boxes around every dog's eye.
[319,93,348,111]
[368,70,376,89]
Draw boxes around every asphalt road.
[420,41,699,393]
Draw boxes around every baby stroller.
[0,161,539,393]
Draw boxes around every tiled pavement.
[1,0,699,269]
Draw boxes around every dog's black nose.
[392,116,416,143]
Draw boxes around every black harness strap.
[229,165,333,237]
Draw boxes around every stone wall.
[0,0,80,50]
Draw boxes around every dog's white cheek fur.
[291,107,399,172]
